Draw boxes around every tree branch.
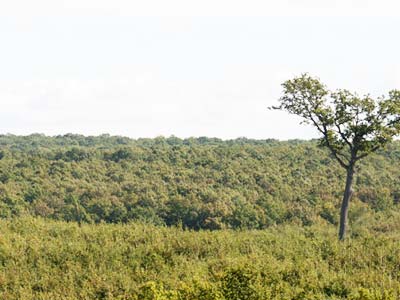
[306,110,349,169]
[321,124,349,169]
[355,145,380,161]
[334,122,352,150]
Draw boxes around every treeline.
[0,134,399,229]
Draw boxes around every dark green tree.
[272,74,400,240]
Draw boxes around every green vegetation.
[0,134,400,229]
[273,74,400,239]
[0,217,399,299]
[1,134,400,299]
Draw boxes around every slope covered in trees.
[0,134,399,230]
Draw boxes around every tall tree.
[272,74,400,240]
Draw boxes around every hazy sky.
[1,1,400,140]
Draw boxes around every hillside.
[0,134,399,230]
[1,134,400,299]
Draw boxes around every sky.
[1,1,400,140]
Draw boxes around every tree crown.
[272,74,400,168]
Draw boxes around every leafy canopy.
[273,74,400,168]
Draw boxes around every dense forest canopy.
[1,134,400,299]
[0,134,399,230]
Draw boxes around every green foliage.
[221,268,260,300]
[1,134,399,298]
[0,217,399,299]
[276,77,400,240]
[0,134,399,229]
[274,74,400,168]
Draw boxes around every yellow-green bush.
[0,217,399,299]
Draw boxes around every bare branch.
[334,122,352,150]
[320,124,349,169]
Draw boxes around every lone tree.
[272,74,400,240]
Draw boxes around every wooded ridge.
[0,134,399,230]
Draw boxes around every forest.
[0,134,400,299]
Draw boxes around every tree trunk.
[338,164,355,240]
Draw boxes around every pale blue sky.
[1,1,399,139]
